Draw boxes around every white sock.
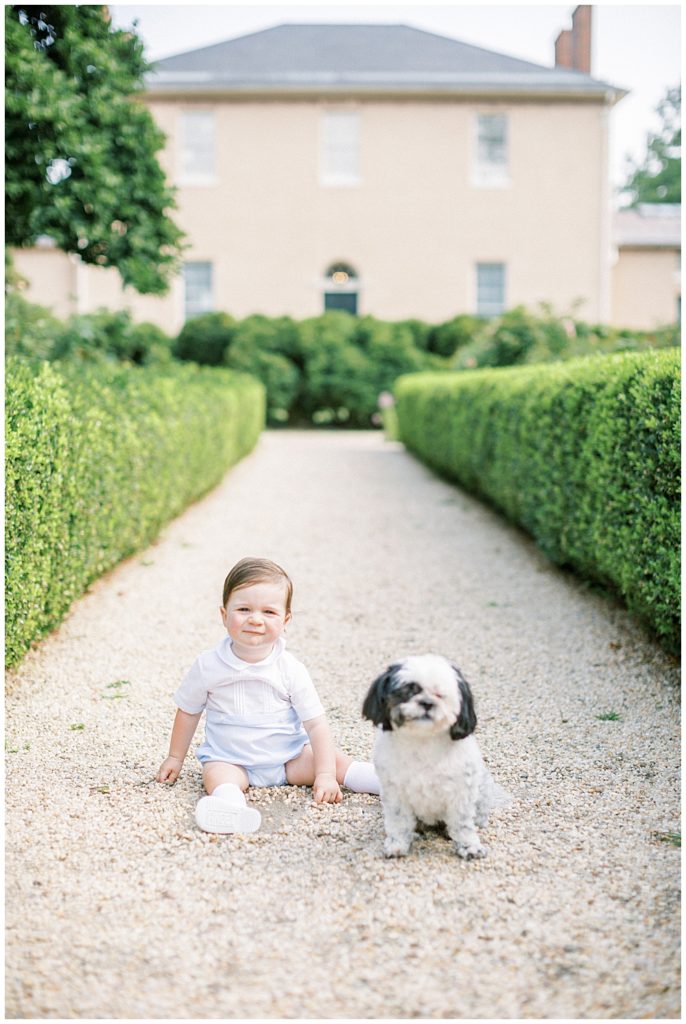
[343,761,381,795]
[196,783,260,834]
[212,783,247,806]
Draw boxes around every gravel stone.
[5,430,680,1019]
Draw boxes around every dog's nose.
[419,699,434,712]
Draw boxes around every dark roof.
[146,23,625,101]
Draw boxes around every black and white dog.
[363,654,506,860]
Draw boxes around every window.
[323,261,358,315]
[473,114,509,186]
[320,112,360,186]
[183,262,213,319]
[179,111,216,184]
[476,263,506,316]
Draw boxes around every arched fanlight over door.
[323,261,359,315]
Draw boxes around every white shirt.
[174,636,325,724]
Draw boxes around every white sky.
[109,2,682,196]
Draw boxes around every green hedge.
[172,311,440,426]
[9,294,679,430]
[170,308,679,428]
[6,359,265,667]
[453,306,679,371]
[395,350,681,651]
[5,294,176,366]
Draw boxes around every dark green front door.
[324,291,357,315]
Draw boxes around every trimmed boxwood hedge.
[395,350,681,651]
[6,359,265,667]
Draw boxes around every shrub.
[394,318,433,352]
[237,314,304,367]
[565,319,680,359]
[224,315,303,423]
[171,311,437,426]
[297,312,372,424]
[425,314,482,357]
[354,316,429,395]
[51,309,135,362]
[395,350,681,651]
[5,297,174,366]
[132,321,175,365]
[454,305,680,371]
[5,359,265,667]
[50,308,175,365]
[453,306,568,369]
[293,313,433,426]
[172,311,236,365]
[5,290,63,361]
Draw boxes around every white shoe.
[195,795,261,834]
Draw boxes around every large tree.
[5,5,185,293]
[621,86,681,207]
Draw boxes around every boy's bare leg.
[202,761,249,794]
[285,746,352,786]
[196,762,260,834]
[286,748,381,795]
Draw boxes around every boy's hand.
[313,772,342,805]
[157,756,183,784]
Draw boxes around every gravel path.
[6,430,681,1019]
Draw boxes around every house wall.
[12,247,79,320]
[12,94,611,331]
[611,247,681,329]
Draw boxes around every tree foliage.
[5,5,185,293]
[622,86,681,206]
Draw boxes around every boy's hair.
[222,557,293,615]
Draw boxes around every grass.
[652,831,681,848]
[102,679,131,699]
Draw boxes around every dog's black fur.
[363,660,477,740]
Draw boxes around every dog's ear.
[362,664,400,731]
[449,665,477,740]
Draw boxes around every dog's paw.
[383,836,412,858]
[454,841,487,861]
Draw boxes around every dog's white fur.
[362,654,501,859]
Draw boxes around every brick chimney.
[555,6,592,73]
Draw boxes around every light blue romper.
[196,706,309,787]
[174,637,325,788]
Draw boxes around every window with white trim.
[320,111,360,186]
[179,111,216,184]
[473,114,509,186]
[476,263,506,316]
[183,261,213,319]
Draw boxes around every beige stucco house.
[611,204,681,329]
[16,9,675,334]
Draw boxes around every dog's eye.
[398,683,421,700]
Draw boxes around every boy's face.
[220,579,291,657]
